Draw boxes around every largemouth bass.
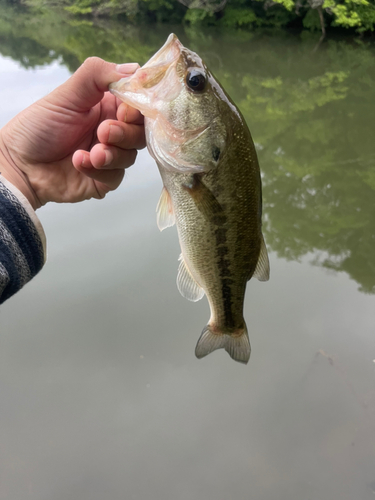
[110,34,269,364]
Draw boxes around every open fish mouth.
[133,34,182,90]
[143,33,182,70]
[109,34,183,114]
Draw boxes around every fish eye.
[186,70,206,92]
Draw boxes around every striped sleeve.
[0,176,46,304]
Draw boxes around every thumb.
[46,57,139,111]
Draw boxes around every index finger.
[117,102,144,125]
[47,58,140,112]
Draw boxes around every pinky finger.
[72,149,125,197]
[72,150,93,170]
[77,164,125,198]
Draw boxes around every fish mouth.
[143,33,182,71]
[109,34,183,116]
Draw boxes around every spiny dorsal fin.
[253,234,270,282]
[177,254,204,302]
[156,187,175,231]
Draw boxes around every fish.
[109,34,269,364]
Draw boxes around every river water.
[0,8,375,500]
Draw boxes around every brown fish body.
[110,34,269,363]
[160,115,262,333]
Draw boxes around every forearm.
[0,173,46,304]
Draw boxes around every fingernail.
[73,151,85,167]
[104,150,113,166]
[108,124,124,143]
[116,63,140,75]
[118,103,128,123]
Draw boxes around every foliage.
[137,0,186,22]
[3,0,375,33]
[184,7,215,24]
[302,8,323,30]
[324,0,375,31]
[219,6,260,28]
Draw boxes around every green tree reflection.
[229,37,375,294]
[0,5,374,292]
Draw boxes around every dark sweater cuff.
[0,177,46,304]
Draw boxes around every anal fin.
[253,234,270,282]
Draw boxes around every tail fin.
[195,323,250,364]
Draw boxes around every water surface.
[0,10,374,500]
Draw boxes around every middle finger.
[98,120,146,150]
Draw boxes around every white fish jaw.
[142,33,182,69]
[109,33,183,119]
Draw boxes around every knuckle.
[82,56,103,72]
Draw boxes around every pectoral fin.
[156,187,175,231]
[182,174,224,222]
[177,254,204,302]
[253,234,270,282]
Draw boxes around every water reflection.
[1,3,375,295]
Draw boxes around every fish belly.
[161,158,261,335]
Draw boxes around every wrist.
[0,133,40,210]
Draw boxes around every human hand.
[0,57,146,210]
